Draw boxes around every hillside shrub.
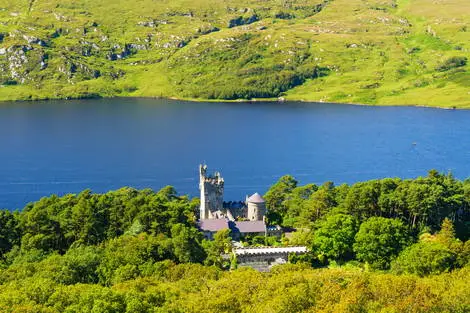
[436,56,467,71]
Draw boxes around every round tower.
[246,192,266,221]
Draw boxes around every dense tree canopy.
[353,217,411,269]
[264,175,298,224]
[392,241,456,276]
[0,211,20,260]
[264,171,470,239]
[312,213,358,262]
[0,172,468,312]
[392,218,470,276]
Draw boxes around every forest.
[0,170,469,312]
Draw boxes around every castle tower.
[199,164,224,220]
[246,192,266,221]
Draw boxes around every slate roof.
[199,219,267,234]
[198,219,229,232]
[246,192,265,203]
[232,220,266,233]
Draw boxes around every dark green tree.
[300,182,336,225]
[313,213,358,262]
[353,217,411,269]
[56,245,103,284]
[283,184,318,226]
[0,211,20,260]
[264,175,298,224]
[171,223,206,264]
[342,181,381,220]
[203,229,232,268]
[97,233,173,285]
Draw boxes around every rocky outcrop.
[128,43,148,51]
[106,44,136,61]
[80,40,101,56]
[22,35,47,47]
[58,57,101,79]
[0,45,49,84]
[228,14,259,28]
[156,35,189,49]
[197,25,220,35]
[137,20,157,28]
[5,45,33,83]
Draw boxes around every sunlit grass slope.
[0,0,468,107]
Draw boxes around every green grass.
[0,0,469,107]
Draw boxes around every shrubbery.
[436,56,467,71]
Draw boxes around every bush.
[392,242,456,276]
[436,56,467,71]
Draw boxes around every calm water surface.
[1,98,469,209]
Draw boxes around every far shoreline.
[0,93,465,110]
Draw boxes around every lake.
[1,98,469,209]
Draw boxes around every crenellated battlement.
[199,164,225,220]
[198,164,265,222]
[202,176,224,185]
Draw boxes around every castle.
[197,165,305,271]
[199,164,266,221]
[197,164,276,240]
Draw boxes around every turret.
[246,192,266,221]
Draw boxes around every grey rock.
[23,35,47,46]
[129,43,147,51]
[138,21,156,27]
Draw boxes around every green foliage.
[203,229,232,268]
[458,240,470,267]
[288,252,319,267]
[170,223,206,264]
[353,217,411,269]
[282,183,318,226]
[391,218,470,276]
[436,56,468,72]
[97,234,167,285]
[313,214,359,262]
[392,242,456,276]
[264,175,298,224]
[284,229,313,246]
[0,211,20,260]
[18,187,197,253]
[57,245,103,284]
[436,217,457,246]
[230,253,238,270]
[271,171,470,239]
[298,182,336,225]
[0,175,468,311]
[0,186,209,291]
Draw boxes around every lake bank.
[1,91,469,110]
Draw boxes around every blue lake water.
[1,98,469,209]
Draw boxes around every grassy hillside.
[0,0,469,107]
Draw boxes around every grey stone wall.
[199,164,224,219]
